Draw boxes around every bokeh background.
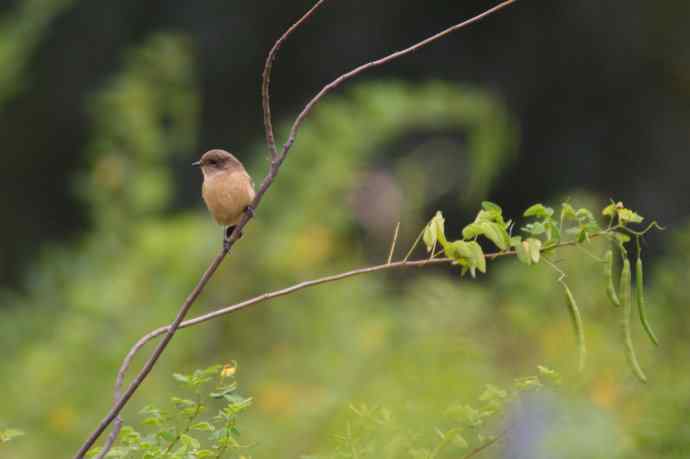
[1,0,689,457]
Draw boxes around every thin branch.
[461,431,506,459]
[404,225,427,262]
[107,233,602,422]
[386,222,400,264]
[281,0,518,154]
[262,0,329,159]
[80,1,519,455]
[76,248,229,458]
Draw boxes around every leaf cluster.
[88,364,252,458]
[314,366,560,459]
[418,199,662,381]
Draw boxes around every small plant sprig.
[0,427,24,444]
[87,363,252,458]
[316,366,560,459]
[416,200,662,382]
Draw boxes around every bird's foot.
[223,225,243,250]
[244,204,256,218]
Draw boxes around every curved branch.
[114,256,457,391]
[76,249,229,458]
[282,0,518,153]
[262,0,329,159]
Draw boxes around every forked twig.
[262,0,329,159]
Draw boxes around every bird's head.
[193,149,243,177]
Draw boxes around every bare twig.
[262,0,329,159]
[281,0,518,154]
[461,431,506,459]
[386,222,400,264]
[79,1,519,456]
[77,249,230,458]
[404,226,427,262]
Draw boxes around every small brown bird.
[193,149,255,247]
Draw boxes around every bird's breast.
[202,170,255,226]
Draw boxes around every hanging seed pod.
[605,250,621,307]
[563,284,586,372]
[621,258,647,383]
[636,257,659,345]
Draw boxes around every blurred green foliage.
[0,30,689,459]
[0,0,76,104]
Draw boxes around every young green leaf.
[526,238,542,264]
[462,221,510,251]
[523,203,554,218]
[448,240,486,277]
[511,236,531,265]
[618,208,644,224]
[468,241,487,275]
[561,202,577,221]
[602,202,621,218]
[0,428,25,443]
[481,201,503,214]
[423,211,448,252]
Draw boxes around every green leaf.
[0,428,25,443]
[481,201,502,214]
[523,203,553,218]
[513,376,543,391]
[462,221,509,251]
[468,241,486,274]
[481,222,510,251]
[479,384,508,403]
[447,404,481,427]
[522,221,546,236]
[190,422,215,432]
[423,211,447,252]
[511,236,531,265]
[180,433,201,449]
[462,222,483,240]
[561,202,577,221]
[447,240,485,277]
[526,238,542,264]
[575,208,595,223]
[172,373,190,384]
[602,202,620,217]
[537,365,562,384]
[618,208,644,224]
[452,432,469,449]
[171,397,196,409]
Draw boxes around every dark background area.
[1,0,688,287]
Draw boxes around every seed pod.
[605,250,621,307]
[636,257,659,345]
[621,258,647,383]
[563,284,586,372]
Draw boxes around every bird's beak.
[192,160,201,167]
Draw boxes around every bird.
[193,149,255,249]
